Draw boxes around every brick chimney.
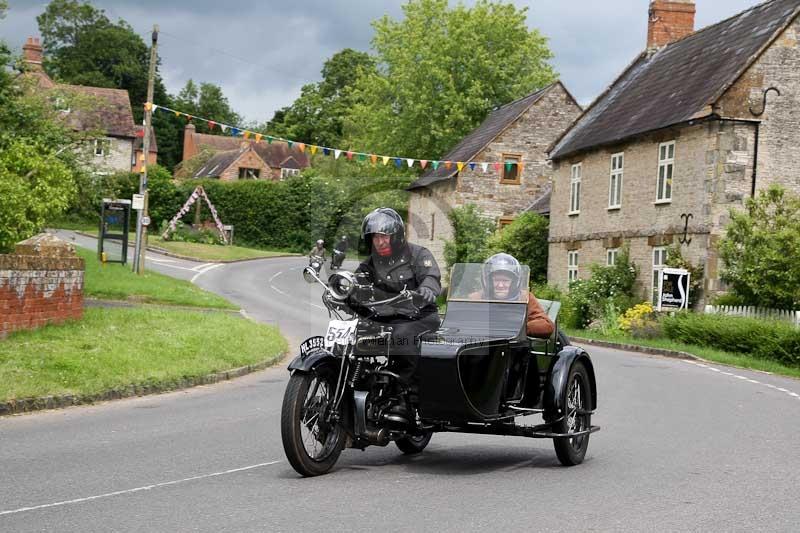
[22,37,44,71]
[647,0,696,49]
[182,122,196,161]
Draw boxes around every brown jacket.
[467,291,555,338]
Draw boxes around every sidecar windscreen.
[447,263,530,303]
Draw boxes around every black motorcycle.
[308,254,324,276]
[330,249,346,270]
[281,263,599,477]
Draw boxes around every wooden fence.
[704,305,800,328]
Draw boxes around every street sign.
[657,267,691,311]
[132,194,145,210]
[141,216,151,226]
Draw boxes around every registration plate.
[324,319,358,349]
[299,336,326,357]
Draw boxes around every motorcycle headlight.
[328,271,356,300]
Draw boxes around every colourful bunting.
[150,103,526,176]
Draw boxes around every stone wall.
[0,234,85,339]
[90,136,134,174]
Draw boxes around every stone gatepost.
[0,233,85,339]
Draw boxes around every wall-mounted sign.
[658,267,691,311]
[132,194,145,210]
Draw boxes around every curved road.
[1,233,799,532]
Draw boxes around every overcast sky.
[2,0,764,124]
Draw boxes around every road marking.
[190,263,223,283]
[684,361,800,401]
[145,256,177,263]
[0,461,281,517]
[269,265,326,310]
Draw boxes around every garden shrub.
[442,204,494,269]
[662,312,800,367]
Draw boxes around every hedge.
[662,312,800,367]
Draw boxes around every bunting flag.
[150,103,526,173]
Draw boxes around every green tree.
[174,79,241,135]
[718,185,800,310]
[485,212,549,284]
[345,0,556,159]
[442,204,494,269]
[268,48,376,147]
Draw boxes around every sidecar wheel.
[395,432,433,455]
[552,361,592,466]
[281,366,345,477]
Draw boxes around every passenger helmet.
[481,253,523,300]
[361,208,405,254]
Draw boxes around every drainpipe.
[751,122,759,198]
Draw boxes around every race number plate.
[324,319,358,349]
[299,336,326,357]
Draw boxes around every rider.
[331,235,348,268]
[309,239,326,261]
[472,253,554,338]
[356,207,441,386]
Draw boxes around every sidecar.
[417,263,599,465]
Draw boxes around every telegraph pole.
[133,24,158,274]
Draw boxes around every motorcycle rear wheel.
[281,366,345,476]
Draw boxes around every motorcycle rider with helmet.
[355,207,442,388]
[472,253,554,338]
[309,239,326,261]
[331,235,349,269]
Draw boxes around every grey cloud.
[3,0,767,122]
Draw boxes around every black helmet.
[481,253,522,300]
[361,207,405,253]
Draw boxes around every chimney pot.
[647,0,695,49]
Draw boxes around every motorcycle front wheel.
[281,365,345,476]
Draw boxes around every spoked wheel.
[395,431,433,455]
[281,365,345,476]
[552,361,592,466]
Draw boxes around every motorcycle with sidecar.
[281,263,599,477]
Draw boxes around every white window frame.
[652,246,667,304]
[568,251,579,283]
[569,163,581,215]
[280,167,300,179]
[93,138,110,157]
[607,248,619,266]
[608,152,623,209]
[656,141,675,203]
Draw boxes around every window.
[93,139,110,157]
[568,251,579,283]
[609,153,623,209]
[656,141,674,203]
[607,248,619,266]
[280,167,300,179]
[569,163,581,214]
[500,154,521,184]
[498,216,515,229]
[238,167,261,179]
[652,246,667,304]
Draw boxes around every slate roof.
[193,148,251,179]
[59,85,137,138]
[189,132,310,169]
[133,126,158,153]
[408,83,561,190]
[550,0,800,160]
[522,186,552,216]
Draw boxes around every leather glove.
[418,286,436,306]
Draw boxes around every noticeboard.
[657,267,691,311]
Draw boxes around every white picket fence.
[704,305,800,328]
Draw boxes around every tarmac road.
[1,232,799,532]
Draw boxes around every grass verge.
[565,327,800,380]
[147,239,296,262]
[0,307,287,401]
[78,247,236,309]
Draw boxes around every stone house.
[406,82,582,268]
[20,37,157,174]
[547,0,800,306]
[183,123,310,181]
